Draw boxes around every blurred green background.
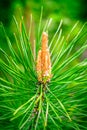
[0,0,87,54]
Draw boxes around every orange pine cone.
[36,32,51,83]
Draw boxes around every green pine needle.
[0,12,87,130]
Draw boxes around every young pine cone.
[36,32,51,83]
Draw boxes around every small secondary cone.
[36,32,51,83]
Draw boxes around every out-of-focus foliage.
[0,0,87,28]
[0,0,87,47]
[0,0,87,55]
